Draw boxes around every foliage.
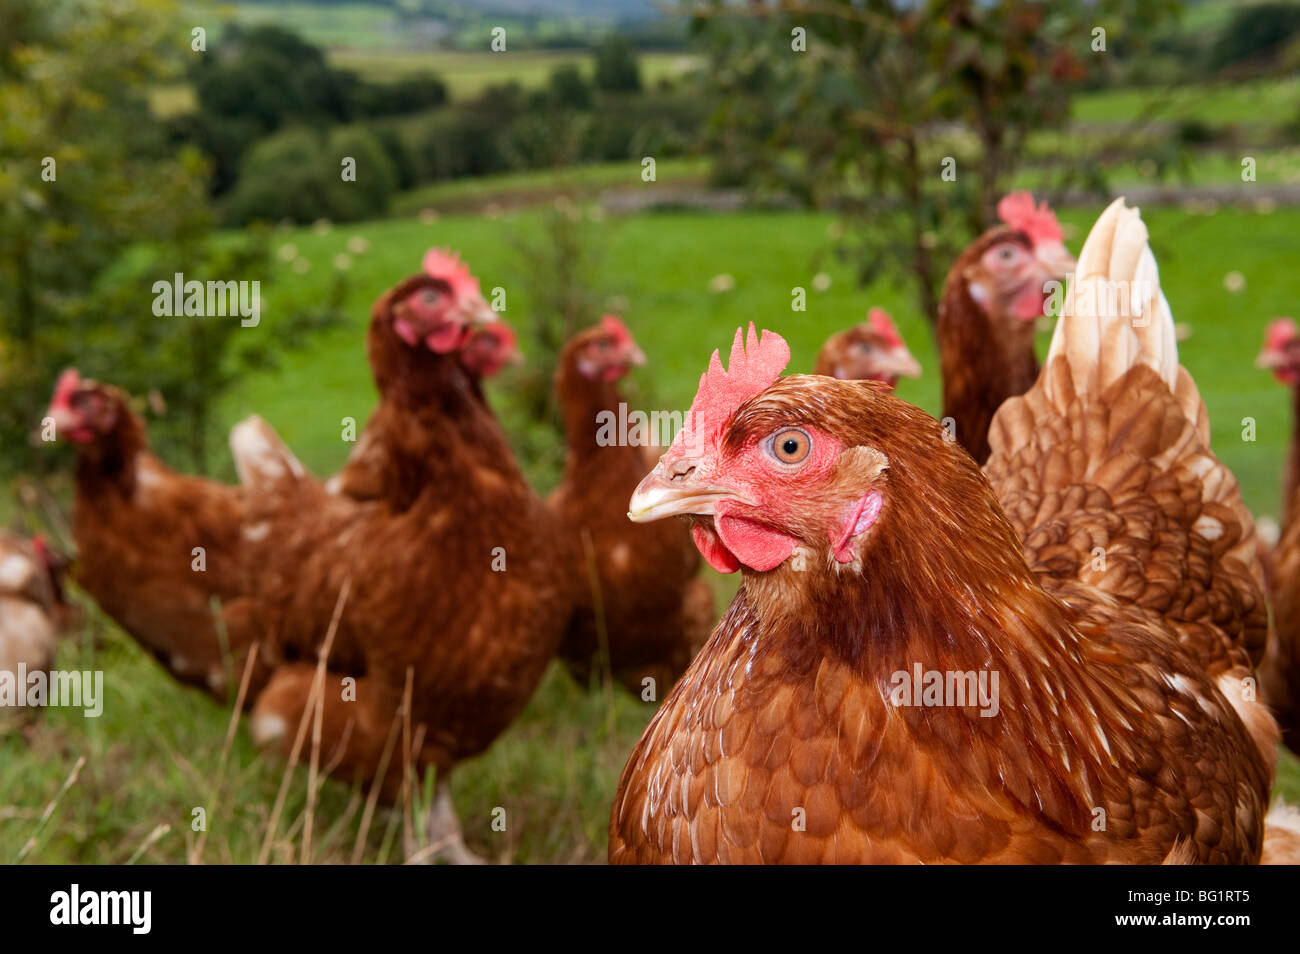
[223,126,398,226]
[0,0,344,477]
[178,24,447,196]
[1211,2,1300,70]
[594,34,644,92]
[548,64,594,111]
[686,0,1181,327]
[0,0,207,474]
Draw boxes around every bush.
[594,35,642,92]
[375,125,419,191]
[351,74,449,118]
[223,126,397,225]
[548,65,593,110]
[1212,3,1300,69]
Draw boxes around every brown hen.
[1255,317,1300,753]
[609,200,1274,864]
[548,316,713,694]
[45,372,256,698]
[813,308,921,390]
[227,314,570,863]
[326,250,502,509]
[938,192,1075,464]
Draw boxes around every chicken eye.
[769,427,811,465]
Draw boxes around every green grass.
[1073,75,1300,126]
[390,157,707,214]
[5,198,1300,863]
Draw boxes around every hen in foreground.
[938,192,1075,464]
[813,308,921,390]
[548,316,712,693]
[609,200,1273,864]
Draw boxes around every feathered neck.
[1286,384,1300,526]
[937,246,1039,465]
[75,403,148,495]
[741,433,1065,677]
[557,350,625,463]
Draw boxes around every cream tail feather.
[1043,197,1209,442]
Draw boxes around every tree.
[686,0,1179,329]
[549,64,594,110]
[0,0,341,476]
[594,35,643,92]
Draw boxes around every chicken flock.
[7,195,1300,864]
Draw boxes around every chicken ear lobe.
[829,446,890,564]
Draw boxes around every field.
[4,192,1300,863]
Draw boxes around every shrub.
[594,35,642,92]
[223,126,397,225]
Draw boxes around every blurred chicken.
[0,532,69,723]
[938,192,1075,464]
[548,316,712,694]
[1255,317,1300,752]
[45,371,256,698]
[227,288,569,864]
[326,249,501,508]
[814,308,921,390]
[610,200,1272,863]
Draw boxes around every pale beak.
[627,458,749,523]
[462,296,498,326]
[1257,349,1286,370]
[626,344,647,367]
[45,405,79,434]
[879,346,922,380]
[1034,240,1077,280]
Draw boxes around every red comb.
[599,314,634,347]
[674,325,790,456]
[49,368,82,409]
[867,307,903,348]
[1265,317,1298,350]
[482,320,517,350]
[997,192,1063,247]
[422,248,482,302]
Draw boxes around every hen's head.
[815,308,921,388]
[958,192,1075,325]
[45,369,126,444]
[379,249,495,355]
[457,320,520,378]
[1258,318,1300,387]
[628,325,1029,644]
[564,315,647,383]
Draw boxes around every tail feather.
[229,415,306,492]
[1262,800,1300,864]
[1045,197,1206,439]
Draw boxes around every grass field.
[4,194,1300,863]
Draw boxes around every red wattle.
[716,514,797,572]
[692,524,739,574]
[425,322,465,354]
